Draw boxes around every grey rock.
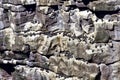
[0,30,4,46]
[91,41,120,64]
[0,21,4,29]
[113,23,120,40]
[100,64,110,80]
[0,0,120,80]
[49,56,99,79]
[8,0,23,5]
[108,61,120,80]
[13,66,51,80]
[36,0,58,6]
[94,26,109,43]
[10,5,26,12]
[88,0,120,11]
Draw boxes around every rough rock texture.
[0,0,120,80]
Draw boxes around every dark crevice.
[12,51,30,60]
[78,7,89,11]
[88,58,93,63]
[95,71,101,80]
[69,5,78,10]
[50,5,59,11]
[0,63,15,75]
[91,10,119,19]
[3,9,9,13]
[106,60,120,65]
[42,54,54,59]
[23,4,36,12]
[82,0,90,5]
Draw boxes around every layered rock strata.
[0,0,120,80]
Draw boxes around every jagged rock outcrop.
[0,0,120,80]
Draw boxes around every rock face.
[0,0,120,80]
[88,0,120,11]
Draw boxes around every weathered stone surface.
[88,0,120,11]
[0,8,9,29]
[12,66,50,80]
[9,11,35,28]
[1,0,36,5]
[108,61,120,80]
[100,64,110,80]
[0,0,120,80]
[94,21,110,42]
[85,42,120,64]
[113,22,120,40]
[10,5,26,12]
[49,56,99,79]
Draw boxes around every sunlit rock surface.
[0,0,120,80]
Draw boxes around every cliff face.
[0,0,120,80]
